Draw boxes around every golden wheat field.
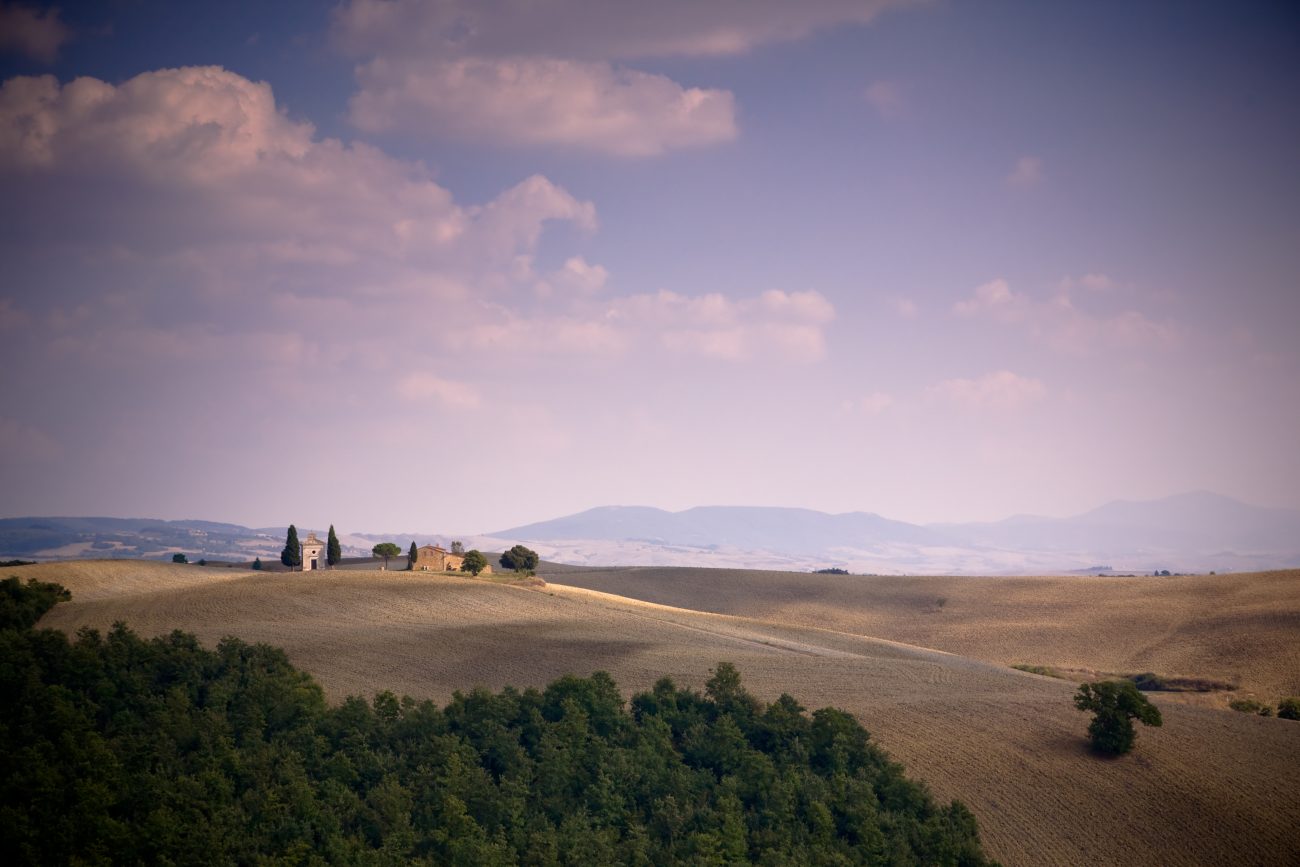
[546,566,1300,703]
[17,560,1300,867]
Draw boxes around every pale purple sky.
[1,0,1298,533]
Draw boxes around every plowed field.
[17,560,1300,867]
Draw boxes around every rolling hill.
[17,558,1300,867]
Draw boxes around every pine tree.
[327,525,342,567]
[407,541,418,570]
[281,525,302,569]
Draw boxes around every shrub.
[1229,698,1273,716]
[1278,697,1300,721]
[1124,672,1235,693]
[1074,680,1163,755]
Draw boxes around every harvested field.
[16,559,1300,867]
[545,566,1300,702]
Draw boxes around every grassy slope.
[17,560,1300,867]
[542,566,1300,701]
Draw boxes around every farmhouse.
[413,544,465,572]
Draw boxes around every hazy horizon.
[3,2,1298,533]
[4,488,1294,541]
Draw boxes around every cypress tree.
[407,541,418,570]
[281,525,302,569]
[252,557,263,571]
[326,525,342,567]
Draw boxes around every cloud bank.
[335,0,911,155]
[0,66,832,380]
[350,56,737,156]
[952,277,1181,354]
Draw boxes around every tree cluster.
[0,577,995,865]
[500,545,539,574]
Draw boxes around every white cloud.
[0,67,595,288]
[931,370,1045,409]
[0,3,67,63]
[0,64,621,411]
[448,287,836,363]
[953,278,1015,316]
[1006,155,1043,187]
[0,66,834,389]
[395,372,481,408]
[350,56,737,156]
[455,314,627,356]
[951,277,1182,353]
[334,0,913,61]
[864,80,902,117]
[540,256,608,296]
[608,288,834,362]
[335,0,914,155]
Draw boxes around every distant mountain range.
[2,492,1297,574]
[490,492,1300,574]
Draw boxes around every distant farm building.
[300,532,325,571]
[413,544,489,573]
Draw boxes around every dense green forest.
[0,576,995,865]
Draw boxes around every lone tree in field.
[172,553,188,564]
[371,542,401,570]
[450,540,464,555]
[500,544,539,574]
[460,550,488,576]
[281,525,302,570]
[326,525,342,567]
[1074,680,1163,755]
[407,541,418,570]
[252,557,263,571]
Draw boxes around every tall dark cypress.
[326,525,342,567]
[407,541,418,570]
[281,524,301,569]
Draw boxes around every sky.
[1,0,1298,535]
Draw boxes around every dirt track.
[18,560,1300,867]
